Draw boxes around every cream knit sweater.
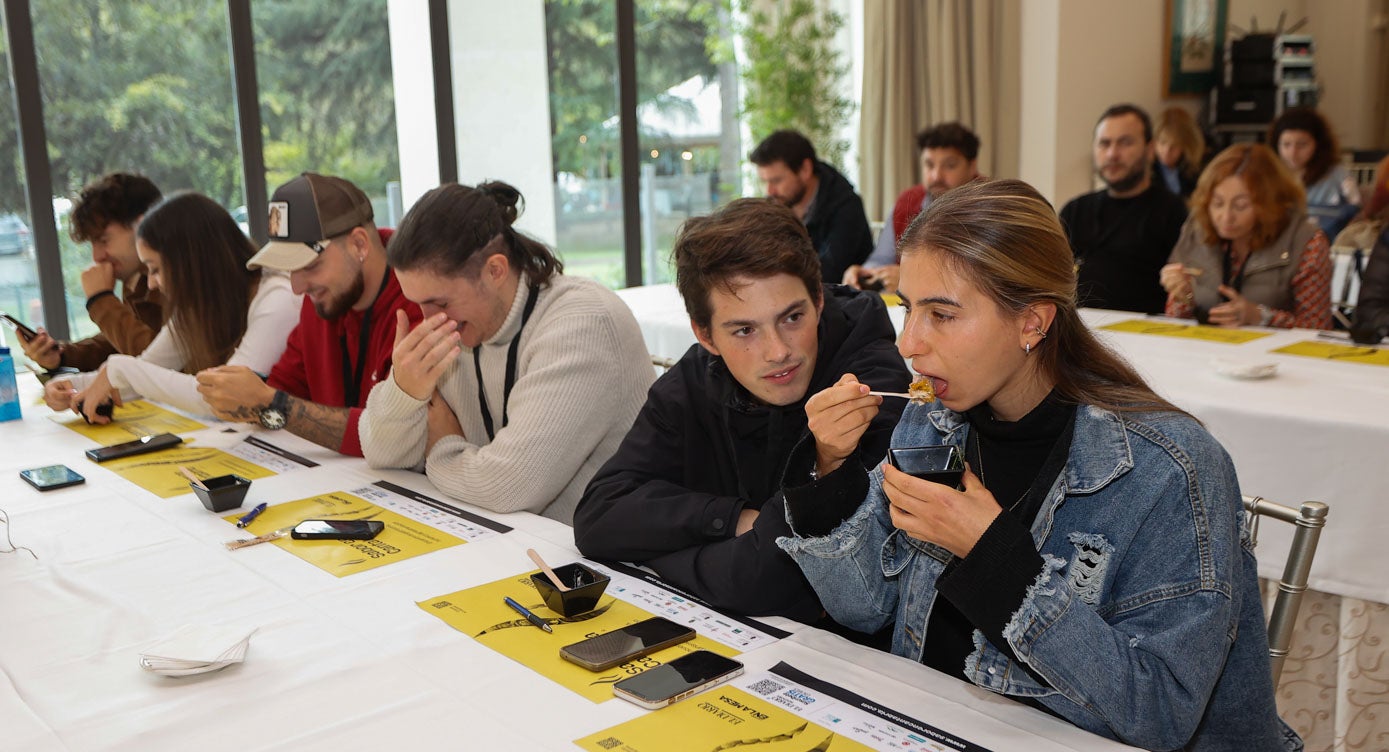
[360,274,654,523]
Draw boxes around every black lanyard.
[340,271,391,407]
[473,284,540,442]
[1220,241,1248,293]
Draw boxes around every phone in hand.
[612,650,744,709]
[560,617,697,671]
[19,464,86,491]
[290,519,385,540]
[1,312,38,342]
[84,433,183,462]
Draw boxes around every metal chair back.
[1243,495,1330,685]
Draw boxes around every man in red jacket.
[196,173,422,455]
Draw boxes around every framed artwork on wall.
[1163,0,1229,97]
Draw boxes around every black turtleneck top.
[925,391,1076,681]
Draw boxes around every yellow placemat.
[1272,341,1389,366]
[419,573,739,703]
[52,400,206,443]
[101,444,274,498]
[575,685,873,752]
[1099,319,1273,344]
[231,491,463,577]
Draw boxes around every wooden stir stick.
[526,548,570,592]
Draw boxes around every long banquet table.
[0,372,1135,751]
[615,283,1389,752]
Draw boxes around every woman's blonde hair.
[1190,143,1305,249]
[1155,107,1206,179]
[898,179,1185,417]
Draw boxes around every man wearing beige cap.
[196,173,422,455]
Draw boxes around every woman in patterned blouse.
[1159,143,1332,330]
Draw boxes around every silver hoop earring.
[1024,342,1032,355]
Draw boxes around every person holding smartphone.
[20,173,165,371]
[777,180,1298,750]
[44,193,300,423]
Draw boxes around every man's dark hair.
[674,198,822,330]
[916,122,981,161]
[748,130,817,172]
[1096,103,1153,143]
[69,172,162,242]
[388,180,562,286]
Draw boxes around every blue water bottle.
[0,346,21,422]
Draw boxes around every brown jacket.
[60,275,164,371]
[1169,212,1320,316]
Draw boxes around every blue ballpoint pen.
[236,503,268,528]
[503,596,553,633]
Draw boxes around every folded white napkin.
[139,624,257,677]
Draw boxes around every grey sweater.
[360,274,653,523]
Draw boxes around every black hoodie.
[574,285,909,622]
[805,161,874,283]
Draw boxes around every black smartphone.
[35,366,80,386]
[19,464,86,491]
[290,519,385,540]
[1,312,38,342]
[560,617,697,671]
[612,650,744,709]
[84,433,184,463]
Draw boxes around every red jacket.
[267,229,422,456]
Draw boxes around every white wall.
[449,0,558,245]
[387,0,441,212]
[386,1,557,243]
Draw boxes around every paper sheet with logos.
[228,481,508,577]
[1272,340,1389,366]
[51,399,206,442]
[1099,318,1272,344]
[575,661,994,752]
[99,436,316,498]
[418,564,785,703]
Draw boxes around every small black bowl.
[888,444,964,489]
[191,474,251,513]
[530,562,611,617]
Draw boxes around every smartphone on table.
[612,650,744,709]
[19,465,86,491]
[290,519,385,540]
[560,617,697,671]
[84,433,183,462]
[0,312,38,342]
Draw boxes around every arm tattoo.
[283,395,351,452]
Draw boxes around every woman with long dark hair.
[45,192,300,420]
[1269,107,1360,238]
[779,179,1298,750]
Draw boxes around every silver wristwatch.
[257,390,289,430]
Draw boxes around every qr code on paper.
[748,678,784,696]
[595,737,622,750]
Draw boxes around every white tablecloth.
[616,285,1389,604]
[0,376,1133,751]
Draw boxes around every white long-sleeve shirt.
[68,273,301,417]
[359,274,653,524]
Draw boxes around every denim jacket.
[779,402,1300,751]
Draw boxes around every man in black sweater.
[574,198,908,623]
[1060,104,1188,314]
[749,130,874,283]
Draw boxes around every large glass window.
[30,0,241,340]
[252,0,400,224]
[0,11,42,356]
[544,0,626,288]
[634,1,739,285]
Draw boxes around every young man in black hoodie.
[574,198,909,625]
[749,130,874,283]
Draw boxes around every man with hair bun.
[574,198,908,625]
[359,180,652,523]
